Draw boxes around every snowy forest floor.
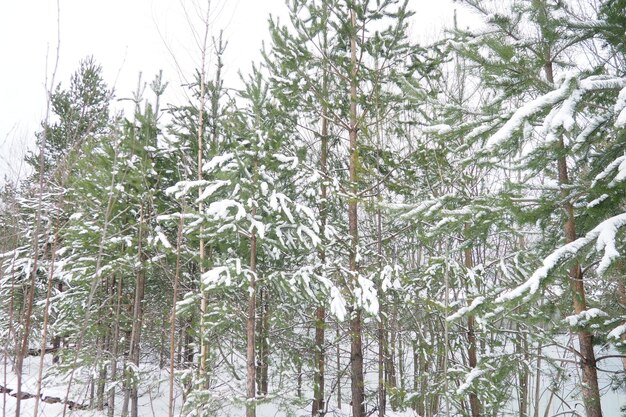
[2,347,626,417]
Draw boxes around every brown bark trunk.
[169,213,184,417]
[398,327,405,391]
[388,309,397,389]
[256,286,269,396]
[350,311,365,417]
[377,313,385,417]
[197,6,210,384]
[15,232,45,417]
[336,322,342,409]
[430,342,444,416]
[619,281,626,372]
[108,274,123,417]
[96,335,107,410]
[246,205,258,417]
[34,224,60,416]
[129,207,147,417]
[517,328,529,417]
[313,73,329,416]
[464,236,481,417]
[348,7,365,417]
[52,282,63,364]
[542,55,603,417]
[467,315,480,417]
[312,306,326,416]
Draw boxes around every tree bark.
[619,281,626,373]
[312,305,326,416]
[169,213,184,417]
[347,7,365,417]
[336,322,342,409]
[108,274,123,417]
[246,204,258,417]
[541,55,603,417]
[313,75,329,417]
[464,236,481,417]
[130,207,147,417]
[256,286,269,396]
[517,328,529,417]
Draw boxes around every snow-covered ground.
[1,355,179,417]
[1,342,624,417]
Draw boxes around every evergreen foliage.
[2,1,626,417]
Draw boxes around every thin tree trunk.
[619,281,626,373]
[2,231,17,417]
[197,3,211,386]
[348,7,365,417]
[377,313,385,417]
[256,286,269,396]
[169,212,184,417]
[109,274,123,417]
[15,235,44,417]
[336,322,342,409]
[467,315,480,417]
[128,205,147,417]
[246,203,258,417]
[297,357,303,399]
[518,327,529,417]
[464,236,481,417]
[430,342,444,416]
[542,54,603,417]
[398,327,404,391]
[387,308,397,390]
[96,334,108,410]
[34,221,60,416]
[312,305,326,416]
[52,282,63,364]
[312,73,329,417]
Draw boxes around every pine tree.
[26,56,111,175]
[446,1,626,415]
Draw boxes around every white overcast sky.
[0,0,476,182]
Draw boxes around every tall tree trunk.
[123,204,147,417]
[377,313,386,417]
[542,54,603,417]
[52,282,63,364]
[109,274,123,417]
[34,222,60,416]
[398,326,405,391]
[197,3,211,386]
[467,315,480,417]
[312,75,329,417]
[387,308,397,390]
[348,7,365,417]
[336,322,342,409]
[96,334,108,410]
[15,236,44,417]
[256,286,269,396]
[246,204,258,417]
[464,236,481,417]
[312,305,326,416]
[169,213,184,417]
[517,327,529,417]
[619,281,626,373]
